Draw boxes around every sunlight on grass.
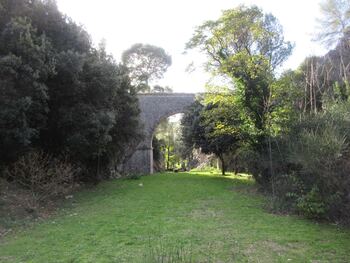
[0,171,349,262]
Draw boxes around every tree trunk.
[166,145,170,170]
[233,157,238,174]
[219,155,225,175]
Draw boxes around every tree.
[0,0,91,53]
[154,118,183,170]
[42,44,140,180]
[181,95,243,175]
[314,0,350,100]
[186,5,292,139]
[186,5,292,181]
[316,0,350,47]
[0,0,141,180]
[0,16,55,163]
[152,85,173,93]
[122,43,172,92]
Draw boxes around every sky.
[56,0,327,93]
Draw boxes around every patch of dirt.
[190,208,223,219]
[230,185,259,195]
[189,200,224,219]
[0,179,76,239]
[262,240,289,253]
[244,240,305,260]
[0,256,16,262]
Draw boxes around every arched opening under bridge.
[124,93,196,174]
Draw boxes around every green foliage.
[268,173,304,212]
[270,102,350,222]
[316,0,350,47]
[122,43,172,92]
[296,186,327,219]
[288,124,347,177]
[269,20,350,221]
[186,5,292,180]
[0,0,140,180]
[181,94,243,175]
[126,173,142,180]
[299,0,350,110]
[154,119,184,170]
[182,3,350,224]
[0,15,54,162]
[270,70,304,131]
[44,46,141,179]
[186,5,292,135]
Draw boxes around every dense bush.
[268,103,350,222]
[0,0,140,180]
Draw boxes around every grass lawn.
[0,171,349,262]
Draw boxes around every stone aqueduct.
[124,93,196,174]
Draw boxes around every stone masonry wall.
[124,93,196,174]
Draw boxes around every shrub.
[5,150,76,208]
[126,173,142,180]
[235,145,273,188]
[270,173,304,213]
[296,186,326,219]
[269,102,350,222]
[288,124,347,183]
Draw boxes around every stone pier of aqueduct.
[124,93,196,174]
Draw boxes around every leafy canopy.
[122,43,172,92]
[186,5,293,135]
[186,5,293,74]
[316,0,350,47]
[0,0,141,180]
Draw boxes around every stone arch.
[124,93,196,174]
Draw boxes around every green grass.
[0,171,349,262]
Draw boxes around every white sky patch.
[56,0,327,93]
[168,113,183,123]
